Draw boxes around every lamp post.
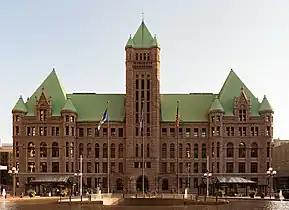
[8,167,18,197]
[204,171,212,197]
[186,151,190,192]
[266,167,277,199]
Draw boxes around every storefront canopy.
[30,175,71,184]
[216,176,256,184]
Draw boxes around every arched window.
[79,143,84,156]
[170,143,175,158]
[27,142,35,158]
[111,143,116,158]
[161,143,167,158]
[136,144,139,157]
[87,143,92,158]
[147,144,150,158]
[239,142,246,158]
[162,178,169,191]
[95,143,99,158]
[103,143,108,158]
[227,143,233,158]
[186,143,191,157]
[194,143,198,158]
[40,142,47,158]
[251,142,258,158]
[179,143,183,158]
[201,143,206,158]
[118,144,123,158]
[52,142,59,157]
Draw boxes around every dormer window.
[40,109,47,121]
[65,115,69,122]
[239,109,247,121]
[266,115,270,122]
[70,116,75,122]
[216,116,221,122]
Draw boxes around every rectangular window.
[79,128,84,137]
[118,162,123,173]
[170,128,175,137]
[66,126,69,136]
[118,128,124,137]
[169,162,175,173]
[102,128,108,137]
[111,128,116,136]
[87,162,92,173]
[103,162,108,173]
[194,163,198,173]
[226,162,233,173]
[179,162,183,173]
[201,128,206,137]
[52,162,59,172]
[95,128,99,137]
[251,163,258,173]
[193,128,198,137]
[239,163,246,173]
[66,162,69,172]
[185,128,190,137]
[162,128,167,136]
[87,128,92,136]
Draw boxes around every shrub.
[260,192,265,198]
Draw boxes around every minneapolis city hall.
[12,20,274,195]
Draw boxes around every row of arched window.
[226,142,259,158]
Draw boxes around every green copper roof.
[259,95,273,113]
[218,69,260,116]
[25,69,67,116]
[12,96,27,113]
[160,94,215,122]
[209,96,224,113]
[126,21,158,48]
[125,35,135,48]
[62,98,77,113]
[67,94,125,122]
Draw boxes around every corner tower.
[125,20,160,191]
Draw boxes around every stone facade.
[12,21,274,195]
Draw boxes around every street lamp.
[186,151,190,192]
[266,167,277,199]
[204,171,212,197]
[8,167,18,197]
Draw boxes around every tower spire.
[141,10,144,22]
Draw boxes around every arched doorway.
[162,178,169,191]
[116,178,124,191]
[136,176,149,192]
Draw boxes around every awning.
[30,175,71,184]
[216,176,256,184]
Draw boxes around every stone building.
[12,20,274,195]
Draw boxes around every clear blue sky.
[0,0,288,142]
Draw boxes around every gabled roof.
[259,95,273,113]
[62,97,77,113]
[126,21,159,48]
[218,69,260,116]
[25,69,67,116]
[209,96,224,113]
[12,96,27,113]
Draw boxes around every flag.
[139,102,144,128]
[98,108,108,130]
[175,101,179,128]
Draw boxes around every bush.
[27,190,36,198]
[60,189,68,197]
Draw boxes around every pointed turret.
[209,95,224,113]
[12,96,27,113]
[152,34,160,48]
[125,34,135,48]
[259,95,273,113]
[61,97,77,113]
[127,21,157,48]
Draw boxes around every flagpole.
[107,101,110,194]
[176,100,180,194]
[141,100,145,195]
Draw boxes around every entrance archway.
[136,176,149,192]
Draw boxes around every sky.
[0,0,288,143]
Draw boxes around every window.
[118,128,124,137]
[239,109,247,121]
[95,143,99,158]
[39,109,47,121]
[194,144,198,159]
[119,162,123,173]
[227,143,233,158]
[28,162,35,172]
[79,128,84,137]
[70,116,75,122]
[251,142,258,158]
[178,128,183,137]
[135,144,139,157]
[103,143,108,158]
[162,144,167,158]
[52,142,59,157]
[103,163,108,173]
[266,126,271,136]
[239,163,245,173]
[193,128,198,137]
[87,162,92,173]
[161,163,167,173]
[95,162,100,173]
[52,162,59,172]
[217,142,220,157]
[170,128,175,137]
[15,126,20,136]
[87,143,92,158]
[87,178,92,188]
[40,142,47,158]
[194,178,198,188]
[169,163,175,173]
[201,144,206,158]
[201,128,206,137]
[147,144,150,158]
[66,162,69,172]
[65,126,69,136]
[239,142,246,158]
[118,144,124,158]
[179,163,183,173]
[28,142,35,158]
[103,128,108,137]
[111,128,116,136]
[79,143,84,156]
[185,128,190,137]
[111,144,116,158]
[178,143,183,158]
[162,128,167,136]
[169,143,175,158]
[15,142,19,157]
[226,163,233,173]
[201,163,206,173]
[267,142,270,158]
[194,163,198,173]
[251,163,258,173]
[186,143,191,157]
[87,128,92,136]
[40,162,47,172]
